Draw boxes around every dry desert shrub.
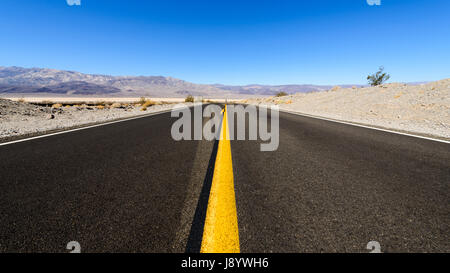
[367,66,390,86]
[137,97,147,105]
[275,92,288,97]
[185,95,194,103]
[52,103,63,108]
[142,100,156,108]
[330,86,341,92]
[97,105,105,109]
[18,98,26,103]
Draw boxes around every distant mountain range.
[0,66,362,98]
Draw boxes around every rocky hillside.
[0,81,122,95]
[0,66,356,98]
[0,66,230,97]
[213,83,362,95]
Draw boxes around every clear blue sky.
[0,0,449,85]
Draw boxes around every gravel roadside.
[0,100,181,143]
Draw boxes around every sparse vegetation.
[52,103,63,108]
[140,99,156,111]
[367,66,390,86]
[96,105,105,109]
[275,91,288,97]
[185,95,194,103]
[330,86,341,92]
[137,97,146,105]
[18,98,25,103]
[142,100,156,108]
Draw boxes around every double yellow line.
[200,105,240,253]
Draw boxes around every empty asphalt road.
[0,105,448,253]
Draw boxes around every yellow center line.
[200,105,240,253]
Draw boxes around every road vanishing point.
[0,104,449,253]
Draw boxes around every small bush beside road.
[275,92,288,97]
[185,95,194,103]
[367,66,390,86]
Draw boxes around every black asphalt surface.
[0,105,449,253]
[232,109,450,253]
[0,108,216,252]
